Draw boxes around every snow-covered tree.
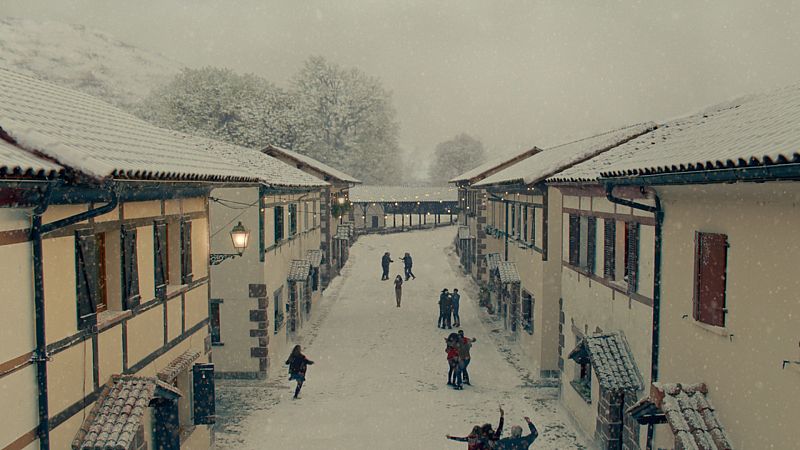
[428,134,487,183]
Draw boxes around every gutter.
[604,183,662,450]
[602,162,800,186]
[30,183,119,450]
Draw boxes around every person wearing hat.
[438,288,453,329]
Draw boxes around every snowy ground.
[214,227,587,449]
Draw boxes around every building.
[207,147,329,380]
[262,144,361,288]
[348,185,458,232]
[0,68,261,450]
[449,148,540,283]
[581,84,800,449]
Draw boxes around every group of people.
[439,288,461,328]
[445,329,475,389]
[381,251,416,281]
[447,407,539,449]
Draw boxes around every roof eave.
[601,162,800,186]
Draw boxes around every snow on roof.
[449,147,541,184]
[0,68,325,187]
[156,350,200,383]
[263,144,361,184]
[496,261,521,284]
[475,123,656,187]
[288,259,311,281]
[305,249,323,268]
[628,383,732,450]
[349,185,458,203]
[0,138,64,178]
[553,83,800,182]
[569,331,643,392]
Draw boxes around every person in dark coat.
[451,288,461,327]
[446,425,482,449]
[438,289,453,329]
[400,252,416,280]
[457,329,476,385]
[445,333,460,387]
[394,275,403,307]
[381,252,393,280]
[495,417,538,450]
[286,344,314,399]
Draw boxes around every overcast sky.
[4,0,800,169]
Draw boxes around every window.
[572,359,592,402]
[568,214,580,266]
[603,219,616,280]
[371,216,379,228]
[624,222,640,292]
[289,203,298,236]
[210,299,222,344]
[76,228,128,329]
[693,232,728,327]
[522,291,534,334]
[274,206,285,242]
[273,286,284,334]
[530,207,537,247]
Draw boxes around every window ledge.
[211,341,225,347]
[569,380,592,404]
[97,310,132,332]
[690,319,731,338]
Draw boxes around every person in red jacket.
[286,345,314,399]
[445,334,461,388]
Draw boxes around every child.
[286,345,314,399]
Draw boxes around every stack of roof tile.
[485,253,502,272]
[569,331,643,392]
[156,350,200,383]
[305,249,323,268]
[497,261,520,284]
[288,259,311,281]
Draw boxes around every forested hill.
[0,17,182,110]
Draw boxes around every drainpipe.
[604,183,662,450]
[30,184,118,450]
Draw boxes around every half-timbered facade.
[0,68,262,450]
[262,145,360,288]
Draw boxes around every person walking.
[394,275,403,307]
[400,252,416,280]
[381,252,393,280]
[457,329,476,385]
[451,288,461,327]
[438,289,453,329]
[285,345,314,399]
[494,417,539,450]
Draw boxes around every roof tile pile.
[458,226,472,240]
[156,349,200,383]
[305,249,323,268]
[569,331,643,392]
[73,375,179,450]
[497,261,520,284]
[630,382,732,450]
[288,259,311,281]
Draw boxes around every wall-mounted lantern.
[210,221,251,265]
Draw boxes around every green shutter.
[75,230,99,329]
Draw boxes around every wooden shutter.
[154,220,168,299]
[180,219,193,284]
[587,217,597,274]
[121,224,141,309]
[603,219,616,279]
[75,230,99,329]
[193,363,216,424]
[568,214,580,266]
[694,232,728,326]
[627,222,640,293]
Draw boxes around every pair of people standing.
[438,288,461,329]
[445,330,476,389]
[381,251,415,281]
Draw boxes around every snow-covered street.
[214,226,586,449]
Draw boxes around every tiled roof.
[334,225,350,240]
[475,123,656,187]
[568,331,643,392]
[629,382,732,450]
[553,83,800,182]
[458,226,472,240]
[497,261,520,284]
[485,253,502,271]
[263,144,361,184]
[349,185,458,203]
[449,147,541,184]
[0,68,326,187]
[305,249,323,268]
[0,138,63,178]
[72,376,180,450]
[156,350,200,383]
[288,259,311,281]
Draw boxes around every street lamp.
[210,221,251,265]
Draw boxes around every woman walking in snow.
[286,345,314,399]
[394,275,403,307]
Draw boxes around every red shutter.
[694,232,728,326]
[603,219,616,279]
